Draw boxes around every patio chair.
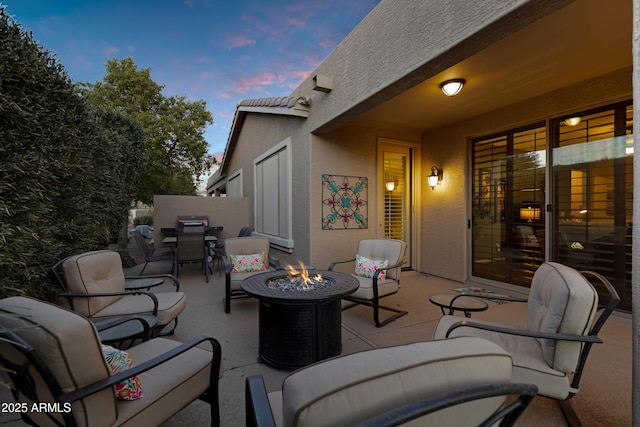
[211,226,255,276]
[0,296,223,427]
[130,229,173,274]
[53,250,187,336]
[223,236,280,313]
[433,262,620,426]
[175,225,209,282]
[245,336,537,427]
[328,238,407,327]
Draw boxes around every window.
[552,101,632,311]
[227,170,242,197]
[254,138,293,249]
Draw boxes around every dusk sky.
[3,0,380,162]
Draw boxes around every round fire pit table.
[241,269,358,369]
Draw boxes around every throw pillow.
[355,254,388,280]
[101,344,143,400]
[231,252,266,273]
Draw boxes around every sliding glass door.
[471,124,546,286]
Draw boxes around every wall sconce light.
[439,79,465,97]
[427,166,442,190]
[385,180,395,192]
[563,117,581,126]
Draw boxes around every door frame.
[377,137,421,271]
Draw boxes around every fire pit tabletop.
[241,269,358,302]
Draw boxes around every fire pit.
[241,268,358,369]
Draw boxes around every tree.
[78,58,216,204]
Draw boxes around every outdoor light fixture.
[427,166,442,190]
[564,117,581,126]
[439,79,465,97]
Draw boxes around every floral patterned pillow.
[230,252,266,273]
[101,344,143,400]
[355,254,388,280]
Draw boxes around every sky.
[3,0,380,170]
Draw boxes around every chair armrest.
[94,316,152,341]
[223,255,231,274]
[59,336,222,404]
[449,293,527,306]
[361,382,537,427]
[125,274,181,291]
[328,258,357,270]
[445,320,603,343]
[372,260,407,281]
[60,290,159,316]
[245,375,277,427]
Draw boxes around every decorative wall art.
[322,174,368,229]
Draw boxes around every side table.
[429,293,488,318]
[95,314,158,348]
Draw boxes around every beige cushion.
[357,239,405,281]
[432,262,598,400]
[348,273,399,300]
[273,337,512,427]
[0,296,115,427]
[62,250,186,328]
[89,291,186,328]
[527,262,597,372]
[63,250,126,316]
[0,297,219,427]
[225,237,273,291]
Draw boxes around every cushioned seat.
[246,337,537,427]
[433,262,620,424]
[329,239,407,327]
[223,237,280,313]
[0,296,222,427]
[60,250,187,335]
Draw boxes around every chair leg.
[559,399,583,427]
[343,296,408,327]
[141,262,148,274]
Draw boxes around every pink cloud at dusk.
[226,34,256,49]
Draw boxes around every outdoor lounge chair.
[223,236,280,313]
[245,336,537,427]
[433,262,620,426]
[52,250,186,335]
[328,238,407,327]
[130,229,173,274]
[0,296,223,427]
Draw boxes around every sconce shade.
[428,166,442,190]
[439,79,465,97]
[385,181,395,192]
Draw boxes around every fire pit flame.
[267,262,335,291]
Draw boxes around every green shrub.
[133,215,154,226]
[0,8,144,299]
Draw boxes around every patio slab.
[0,258,631,426]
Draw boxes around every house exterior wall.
[309,126,421,271]
[421,67,632,282]
[292,0,573,133]
[223,113,313,265]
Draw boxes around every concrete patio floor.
[145,258,632,427]
[1,256,632,426]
